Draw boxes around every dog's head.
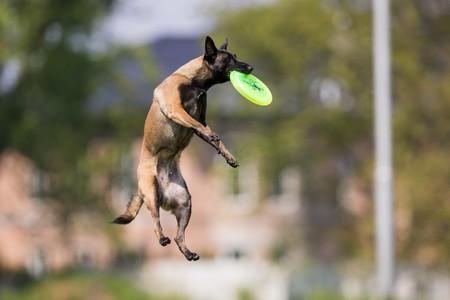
[203,36,253,83]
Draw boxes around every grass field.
[0,271,184,300]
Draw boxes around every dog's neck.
[173,56,217,90]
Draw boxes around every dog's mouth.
[227,65,254,77]
[238,64,254,75]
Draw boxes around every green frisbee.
[230,71,272,106]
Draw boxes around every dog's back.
[142,57,207,157]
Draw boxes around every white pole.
[373,0,394,298]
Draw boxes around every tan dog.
[113,36,253,260]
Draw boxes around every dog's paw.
[159,236,171,247]
[184,251,200,261]
[227,158,239,168]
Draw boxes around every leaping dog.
[113,36,253,261]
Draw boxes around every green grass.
[0,271,183,300]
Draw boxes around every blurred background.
[0,0,449,299]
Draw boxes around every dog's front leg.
[195,128,239,168]
[214,139,239,168]
[157,98,220,143]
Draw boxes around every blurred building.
[0,138,301,300]
[0,150,114,275]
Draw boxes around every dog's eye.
[233,54,237,58]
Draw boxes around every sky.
[97,0,274,45]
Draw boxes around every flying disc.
[230,71,272,106]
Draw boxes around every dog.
[113,36,253,261]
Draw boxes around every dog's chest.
[183,98,200,117]
[181,87,206,120]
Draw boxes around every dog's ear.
[219,38,228,50]
[204,36,217,63]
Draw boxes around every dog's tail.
[112,194,144,225]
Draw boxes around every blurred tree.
[392,0,450,268]
[216,0,450,267]
[215,0,372,263]
[0,0,147,218]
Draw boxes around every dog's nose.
[247,65,254,73]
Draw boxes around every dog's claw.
[159,236,171,247]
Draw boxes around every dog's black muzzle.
[236,63,253,74]
[228,61,253,75]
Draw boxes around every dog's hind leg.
[138,159,171,247]
[174,199,199,261]
[165,170,199,261]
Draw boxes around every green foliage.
[216,0,372,260]
[216,0,450,266]
[0,0,148,217]
[236,287,256,300]
[304,291,345,300]
[391,0,450,267]
[0,272,183,300]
